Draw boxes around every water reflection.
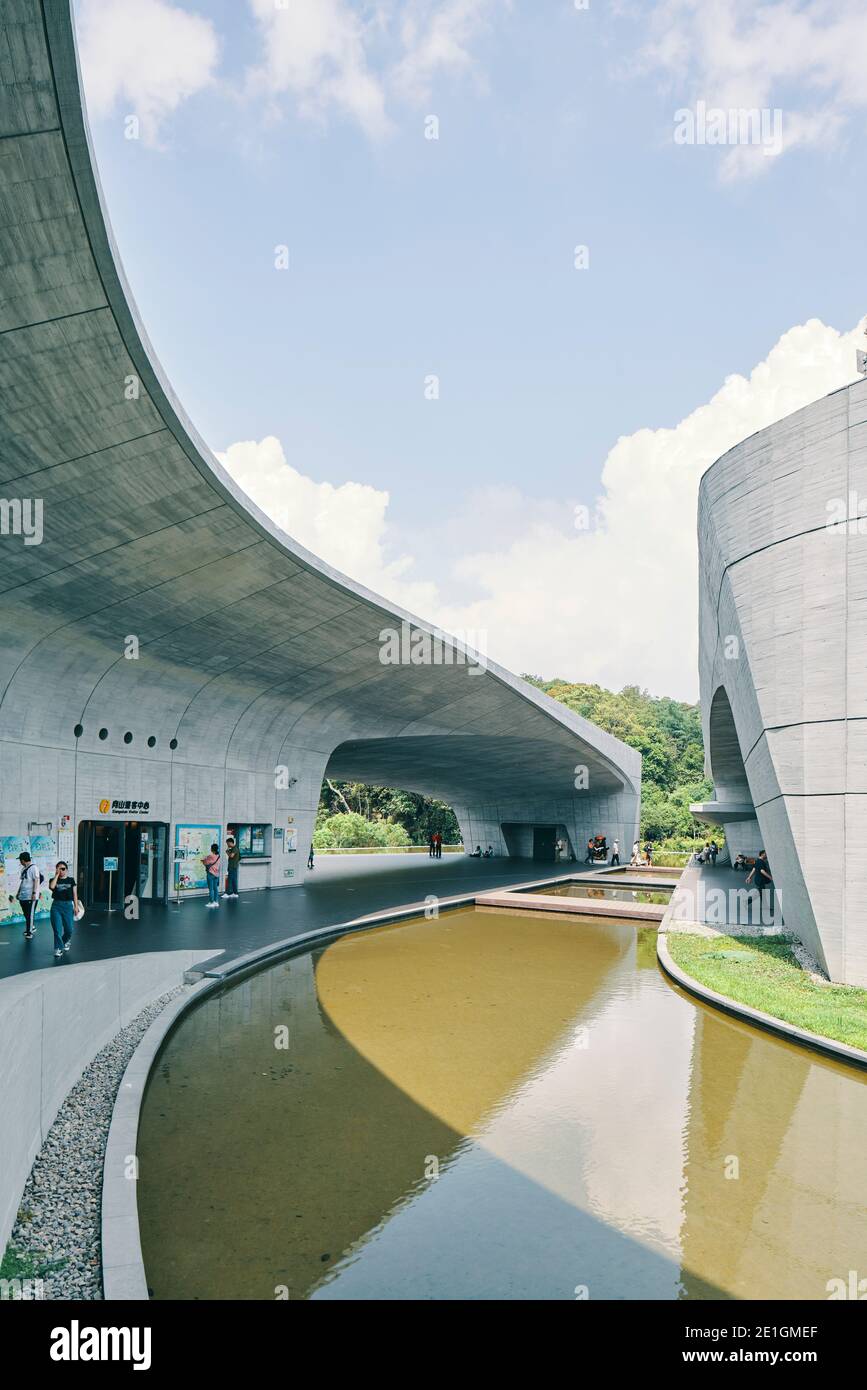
[137,907,867,1300]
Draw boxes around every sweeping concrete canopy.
[0,1,640,880]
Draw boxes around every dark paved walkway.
[0,853,576,980]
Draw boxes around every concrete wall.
[0,1,641,900]
[697,375,867,983]
[0,950,214,1259]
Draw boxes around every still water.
[138,906,867,1300]
[533,883,674,905]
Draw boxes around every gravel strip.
[3,986,183,1300]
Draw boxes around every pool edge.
[656,930,867,1072]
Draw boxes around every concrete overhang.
[0,1,641,862]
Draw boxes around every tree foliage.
[522,677,715,841]
[315,783,459,847]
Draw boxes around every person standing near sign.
[201,843,221,908]
[12,851,41,939]
[222,837,240,899]
[49,862,80,958]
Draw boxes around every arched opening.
[707,687,752,805]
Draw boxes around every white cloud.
[638,0,867,178]
[77,0,219,145]
[392,0,500,104]
[245,0,390,138]
[216,435,439,614]
[245,0,502,137]
[220,320,865,702]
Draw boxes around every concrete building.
[0,2,640,916]
[694,375,867,985]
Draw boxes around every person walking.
[222,837,240,898]
[747,850,774,921]
[428,831,436,859]
[48,861,80,959]
[434,831,443,860]
[201,843,221,908]
[630,840,641,866]
[644,841,653,866]
[709,840,719,866]
[307,844,315,870]
[611,839,620,866]
[12,851,41,939]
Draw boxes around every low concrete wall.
[475,890,666,921]
[0,950,216,1259]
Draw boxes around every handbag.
[74,900,85,921]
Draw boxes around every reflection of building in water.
[679,1008,867,1300]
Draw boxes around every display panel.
[173,825,221,892]
[0,833,56,925]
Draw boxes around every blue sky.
[75,0,867,697]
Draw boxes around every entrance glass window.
[77,820,169,907]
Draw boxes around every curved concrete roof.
[0,2,639,860]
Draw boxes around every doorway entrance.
[532,825,557,862]
[77,820,169,908]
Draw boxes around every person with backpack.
[11,851,42,939]
[201,843,221,908]
[48,861,80,958]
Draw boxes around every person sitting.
[483,845,493,858]
[468,845,482,858]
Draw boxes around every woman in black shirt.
[49,861,80,959]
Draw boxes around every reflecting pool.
[138,906,867,1300]
[531,883,674,905]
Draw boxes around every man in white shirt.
[13,851,41,939]
[611,839,620,866]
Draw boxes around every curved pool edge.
[656,931,867,1072]
[102,878,550,1299]
[99,878,714,1300]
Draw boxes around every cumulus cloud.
[216,435,439,614]
[637,0,867,178]
[220,320,865,701]
[76,0,219,145]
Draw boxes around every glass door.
[138,824,168,902]
[90,822,123,908]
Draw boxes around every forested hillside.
[521,678,714,842]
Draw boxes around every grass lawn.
[666,932,867,1053]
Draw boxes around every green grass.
[667,932,867,1053]
[1,1222,67,1288]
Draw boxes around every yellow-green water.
[137,906,867,1300]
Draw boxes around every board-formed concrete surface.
[0,3,640,895]
[695,376,867,984]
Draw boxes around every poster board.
[173,825,220,893]
[0,833,57,925]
